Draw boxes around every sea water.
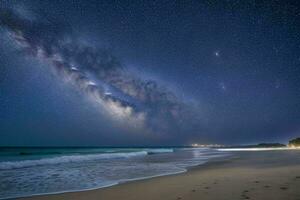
[0,147,228,199]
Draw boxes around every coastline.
[0,148,226,199]
[16,149,300,200]
[5,169,188,200]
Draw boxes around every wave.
[18,151,62,156]
[0,148,229,199]
[0,148,175,170]
[0,169,188,200]
[0,151,148,170]
[146,148,174,154]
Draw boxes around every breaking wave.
[0,151,148,170]
[146,148,174,154]
[0,148,175,170]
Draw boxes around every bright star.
[215,51,220,57]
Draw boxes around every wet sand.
[18,150,300,200]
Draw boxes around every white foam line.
[0,182,119,200]
[0,151,148,170]
[0,168,189,200]
[0,150,229,200]
[119,169,187,184]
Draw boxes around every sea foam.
[0,151,148,170]
[0,148,228,199]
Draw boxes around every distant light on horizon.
[191,143,224,148]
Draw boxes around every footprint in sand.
[242,196,250,200]
[176,197,182,200]
[254,181,260,183]
[241,190,251,199]
[191,189,196,192]
[280,186,288,190]
[241,190,250,199]
[204,186,210,189]
[264,185,270,188]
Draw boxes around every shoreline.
[1,150,231,200]
[3,170,188,200]
[15,150,300,200]
[5,156,229,200]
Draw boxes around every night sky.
[1,0,300,146]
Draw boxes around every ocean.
[0,147,229,199]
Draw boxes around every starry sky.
[0,0,300,146]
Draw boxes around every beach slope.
[19,150,300,200]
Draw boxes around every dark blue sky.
[1,0,300,146]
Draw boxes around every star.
[275,81,281,89]
[214,51,220,57]
[219,82,226,91]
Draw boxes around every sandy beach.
[17,150,300,200]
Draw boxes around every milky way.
[0,8,198,137]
